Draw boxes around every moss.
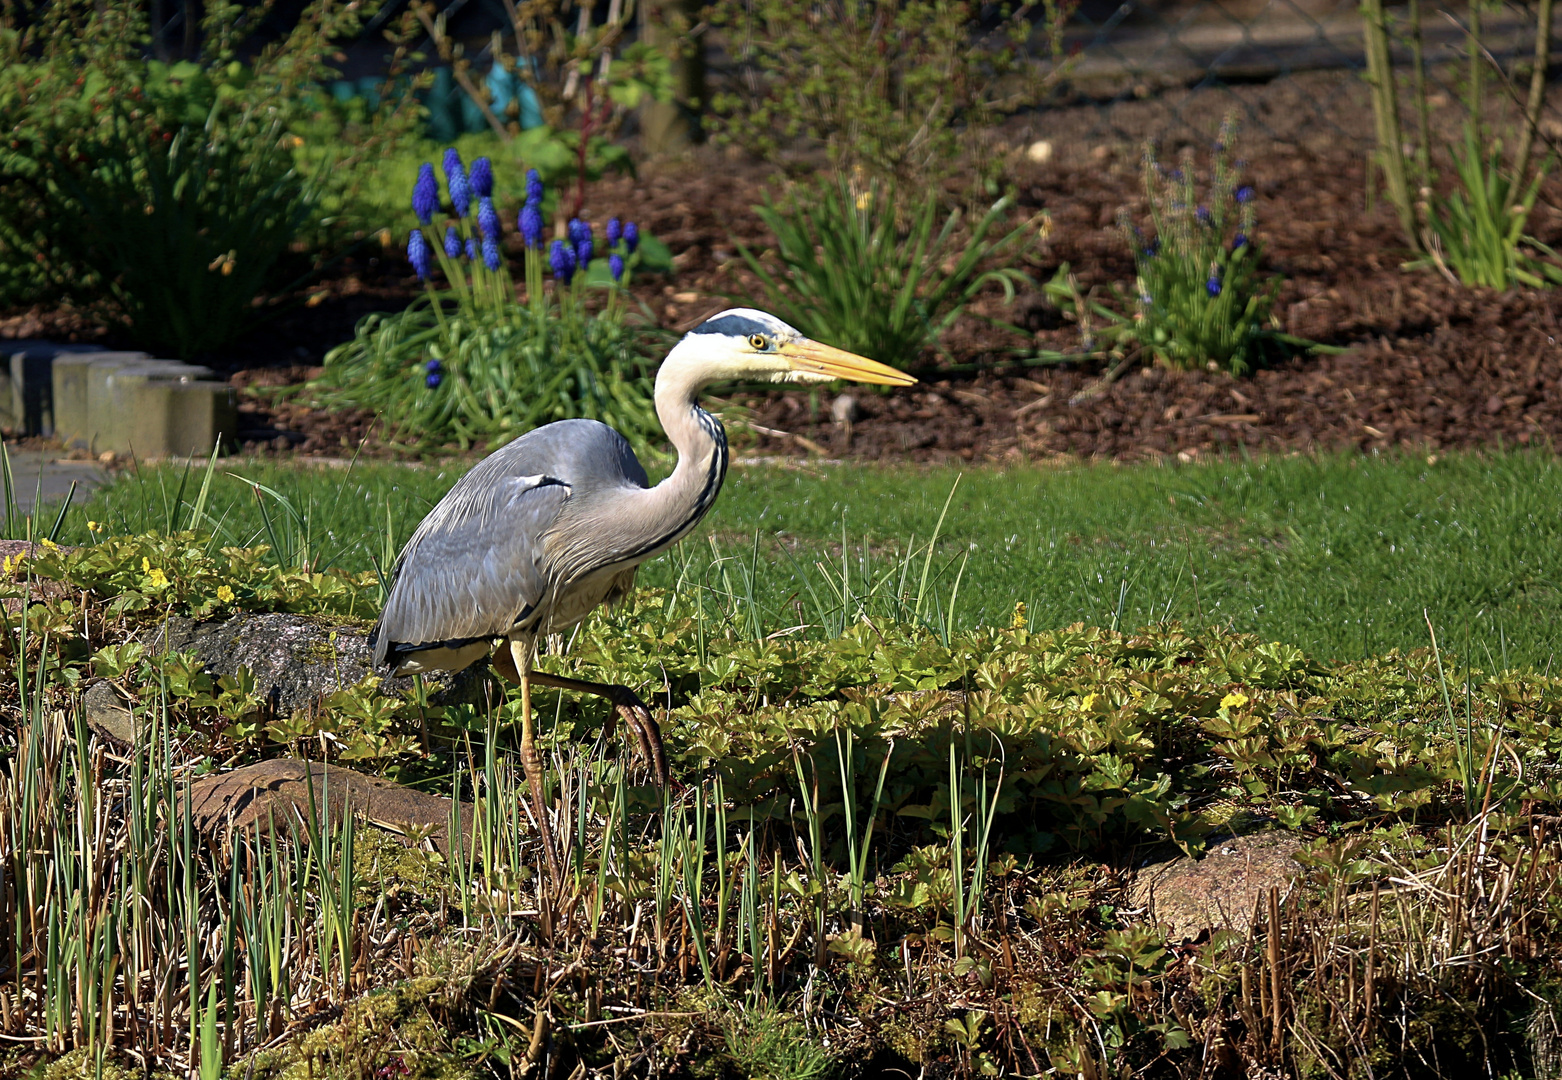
[39,1048,181,1080]
[353,822,451,902]
[241,978,477,1080]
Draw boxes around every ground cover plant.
[1,496,1561,1078]
[52,449,1562,670]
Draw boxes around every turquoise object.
[485,63,543,130]
[423,66,459,142]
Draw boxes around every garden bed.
[8,81,1562,462]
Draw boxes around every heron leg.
[512,641,560,882]
[525,671,669,787]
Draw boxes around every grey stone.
[140,612,494,716]
[1129,830,1306,940]
[83,681,136,745]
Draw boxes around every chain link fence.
[1039,0,1560,150]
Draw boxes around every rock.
[1129,831,1305,940]
[182,758,475,857]
[84,681,136,744]
[1025,139,1054,164]
[831,393,859,425]
[140,612,494,716]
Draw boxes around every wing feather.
[371,473,570,667]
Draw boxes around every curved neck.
[645,355,729,544]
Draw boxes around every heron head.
[667,308,916,388]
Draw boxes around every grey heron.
[370,308,915,871]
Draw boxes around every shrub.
[708,0,1076,191]
[316,152,664,454]
[1362,0,1562,288]
[0,0,420,355]
[1047,118,1316,375]
[734,175,1035,369]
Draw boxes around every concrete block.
[0,342,125,437]
[92,362,228,458]
[51,351,153,449]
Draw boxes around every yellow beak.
[779,340,917,386]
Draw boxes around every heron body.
[370,307,914,876]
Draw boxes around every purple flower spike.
[1206,275,1222,297]
[623,221,639,254]
[1236,186,1254,203]
[575,237,593,267]
[609,253,624,282]
[606,217,622,247]
[1196,205,1211,226]
[412,163,438,225]
[526,169,544,206]
[482,235,501,271]
[407,229,431,280]
[443,148,471,217]
[567,218,590,245]
[426,371,443,388]
[426,359,442,373]
[478,197,501,240]
[549,238,576,284]
[470,156,493,199]
[467,237,479,262]
[519,203,543,249]
[1232,233,1248,250]
[444,226,462,259]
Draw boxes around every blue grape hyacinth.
[550,239,576,284]
[519,203,543,249]
[482,235,501,271]
[412,163,438,225]
[407,229,431,280]
[606,217,622,247]
[478,197,501,241]
[444,226,462,259]
[1236,186,1254,203]
[623,221,639,254]
[1206,274,1222,297]
[609,253,624,282]
[526,169,544,206]
[425,358,443,389]
[444,148,471,218]
[470,157,493,199]
[466,237,479,262]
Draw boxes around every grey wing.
[371,472,571,669]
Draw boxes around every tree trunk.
[640,0,706,155]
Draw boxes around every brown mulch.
[9,78,1562,463]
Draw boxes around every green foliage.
[314,158,665,454]
[1407,122,1562,289]
[735,177,1034,368]
[1047,119,1311,375]
[0,0,412,355]
[720,1010,836,1080]
[1362,0,1561,289]
[708,0,1076,190]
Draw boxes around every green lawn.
[53,447,1562,668]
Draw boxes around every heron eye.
[747,334,769,351]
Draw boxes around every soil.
[9,74,1562,463]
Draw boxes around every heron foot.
[524,671,669,787]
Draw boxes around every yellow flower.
[1221,691,1249,710]
[39,538,57,550]
[147,568,169,588]
[855,190,872,211]
[1081,692,1100,711]
[216,585,235,604]
[1010,601,1028,630]
[141,557,150,574]
[87,520,102,532]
